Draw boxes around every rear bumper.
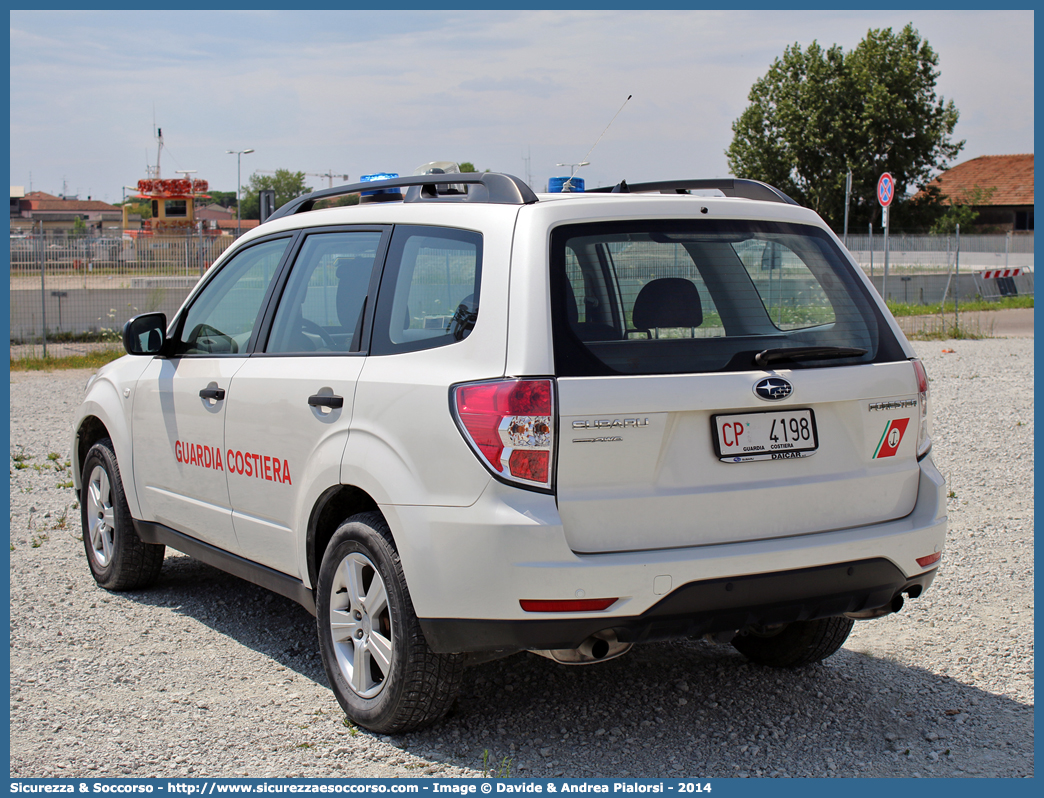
[384,455,946,654]
[421,559,936,653]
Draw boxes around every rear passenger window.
[370,226,482,355]
[266,231,382,354]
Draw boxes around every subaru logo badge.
[754,377,793,401]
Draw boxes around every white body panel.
[386,456,945,621]
[130,357,245,553]
[555,362,922,553]
[71,355,153,517]
[223,356,364,576]
[348,346,496,508]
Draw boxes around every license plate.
[713,409,818,462]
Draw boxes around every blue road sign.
[877,172,895,207]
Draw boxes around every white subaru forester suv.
[73,172,945,733]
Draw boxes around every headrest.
[334,256,372,278]
[632,278,703,330]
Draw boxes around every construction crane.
[307,171,350,188]
[256,170,349,188]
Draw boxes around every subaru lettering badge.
[754,377,793,401]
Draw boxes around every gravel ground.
[9,338,1033,779]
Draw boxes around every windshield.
[550,219,905,376]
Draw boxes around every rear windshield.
[550,219,905,376]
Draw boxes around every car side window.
[266,231,383,354]
[370,226,482,356]
[173,237,291,356]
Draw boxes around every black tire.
[80,438,165,590]
[315,511,464,733]
[731,616,854,668]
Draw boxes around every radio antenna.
[564,94,632,189]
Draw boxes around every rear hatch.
[550,218,922,554]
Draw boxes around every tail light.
[916,551,942,568]
[911,359,932,458]
[452,378,555,490]
[520,598,617,612]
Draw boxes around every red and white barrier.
[980,268,1023,279]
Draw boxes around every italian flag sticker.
[874,418,911,458]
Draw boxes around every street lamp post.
[226,148,254,237]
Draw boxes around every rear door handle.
[199,387,226,401]
[308,394,344,409]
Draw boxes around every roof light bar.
[359,172,402,203]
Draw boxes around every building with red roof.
[10,190,124,235]
[924,154,1033,232]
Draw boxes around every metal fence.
[10,234,234,347]
[844,232,1032,272]
[8,231,1033,351]
[842,232,1033,304]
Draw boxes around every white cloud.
[10,9,1032,201]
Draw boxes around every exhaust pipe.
[579,635,612,660]
[529,630,632,665]
[846,593,905,620]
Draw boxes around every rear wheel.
[316,512,464,733]
[731,616,854,668]
[80,438,165,590]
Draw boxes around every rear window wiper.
[754,346,867,368]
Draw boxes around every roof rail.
[267,172,538,221]
[587,178,799,206]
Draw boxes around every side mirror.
[123,312,168,355]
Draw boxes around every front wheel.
[315,512,464,733]
[80,438,164,590]
[731,616,854,668]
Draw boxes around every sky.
[9,9,1035,204]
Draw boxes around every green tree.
[313,194,360,210]
[727,24,963,231]
[206,190,237,209]
[459,162,477,173]
[900,182,945,232]
[121,200,152,219]
[71,216,88,237]
[240,169,313,219]
[930,185,996,234]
